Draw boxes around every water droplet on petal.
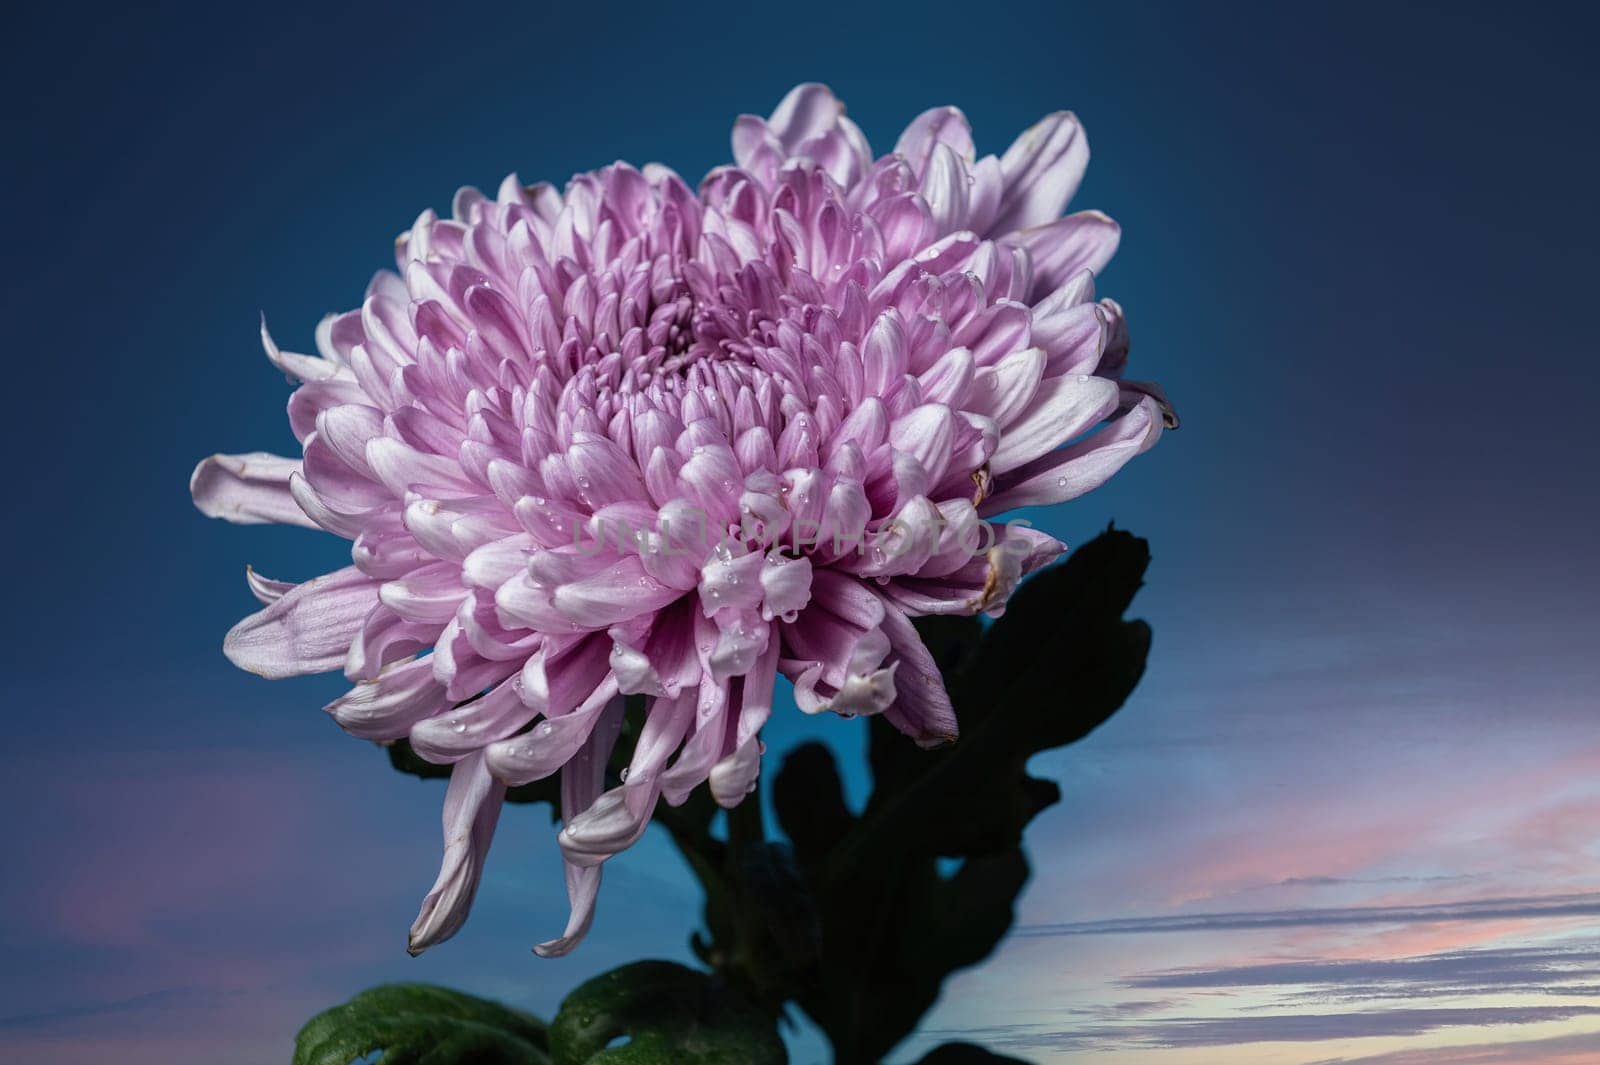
[539,722,555,737]
[620,767,631,782]
[453,720,467,733]
[1056,477,1068,487]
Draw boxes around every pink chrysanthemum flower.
[192,84,1170,957]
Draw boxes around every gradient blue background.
[4,2,1598,1062]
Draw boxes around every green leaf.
[769,528,1153,1062]
[293,983,550,1065]
[548,961,786,1064]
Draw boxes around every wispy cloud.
[1014,893,1600,938]
[1127,944,1600,995]
[938,1006,1600,1053]
[1304,1028,1600,1065]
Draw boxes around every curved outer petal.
[989,111,1090,236]
[261,319,347,383]
[325,655,450,740]
[765,83,847,155]
[659,671,734,805]
[988,374,1123,474]
[485,675,621,787]
[535,694,626,957]
[409,677,535,764]
[709,737,764,808]
[408,751,506,955]
[874,593,960,748]
[782,572,897,718]
[894,105,975,174]
[1015,211,1122,301]
[244,566,293,605]
[981,396,1163,514]
[191,453,316,527]
[223,566,379,678]
[620,689,696,819]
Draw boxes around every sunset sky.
[4,2,1597,1063]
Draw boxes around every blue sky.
[3,2,1598,1062]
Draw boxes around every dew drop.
[539,721,555,736]
[1056,477,1068,487]
[453,719,467,733]
[620,767,631,782]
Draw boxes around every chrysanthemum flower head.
[191,84,1171,956]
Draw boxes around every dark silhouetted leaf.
[547,960,786,1064]
[914,1042,1032,1064]
[293,983,549,1065]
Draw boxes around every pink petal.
[709,737,764,808]
[873,595,960,748]
[894,105,975,174]
[408,752,506,955]
[191,453,315,528]
[991,111,1089,235]
[981,396,1163,513]
[325,656,450,740]
[1014,211,1121,300]
[223,566,379,678]
[988,374,1122,474]
[410,678,536,765]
